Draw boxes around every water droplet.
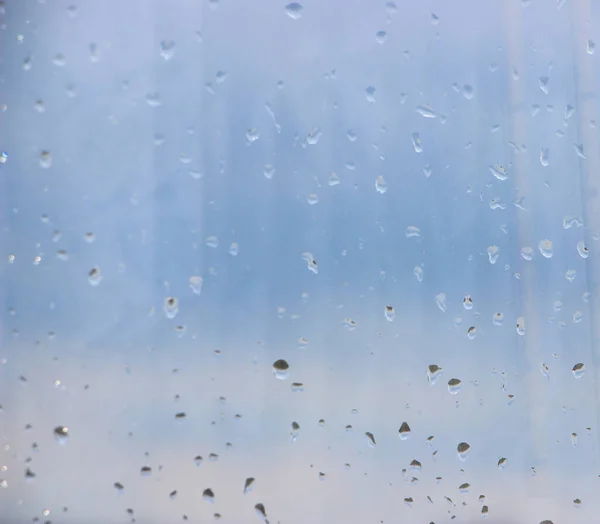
[427,364,443,384]
[53,53,66,67]
[384,305,395,322]
[301,252,318,274]
[203,488,215,503]
[493,312,504,326]
[375,30,387,44]
[246,128,259,142]
[189,276,203,295]
[57,250,69,261]
[159,39,175,60]
[565,269,577,282]
[307,127,322,145]
[262,163,275,180]
[398,422,411,440]
[461,84,474,99]
[365,86,376,103]
[365,432,376,447]
[467,326,477,339]
[291,382,304,392]
[448,378,462,394]
[498,457,507,468]
[255,503,267,520]
[415,105,437,119]
[164,297,179,319]
[538,239,553,258]
[457,442,471,460]
[342,318,357,331]
[39,150,52,168]
[572,363,585,378]
[88,267,102,286]
[228,242,239,256]
[540,362,550,379]
[285,2,303,19]
[215,70,227,84]
[411,132,423,153]
[573,310,583,323]
[516,316,526,336]
[385,1,398,15]
[414,266,424,282]
[563,215,583,229]
[114,482,124,493]
[539,76,549,94]
[328,172,340,186]
[0,151,7,164]
[205,236,218,248]
[540,148,549,166]
[375,175,388,194]
[489,164,507,181]
[521,246,534,261]
[463,295,474,310]
[435,293,447,312]
[290,421,300,442]
[576,241,589,258]
[273,359,289,380]
[54,426,69,444]
[587,40,596,54]
[487,245,500,264]
[573,498,582,508]
[405,226,421,238]
[145,92,161,107]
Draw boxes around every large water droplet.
[467,326,477,339]
[572,363,585,378]
[457,442,471,460]
[405,226,421,238]
[427,364,443,384]
[398,422,411,440]
[463,295,473,310]
[489,164,507,181]
[285,2,303,19]
[203,488,215,503]
[521,246,534,261]
[448,378,462,395]
[538,239,553,258]
[273,359,289,380]
[244,477,255,494]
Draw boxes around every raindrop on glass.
[467,326,477,339]
[487,245,500,264]
[540,148,549,166]
[189,276,203,294]
[577,241,589,258]
[405,226,421,238]
[375,30,387,44]
[457,442,471,460]
[565,269,577,282]
[375,175,388,194]
[244,477,255,494]
[203,488,215,503]
[301,252,318,274]
[206,236,218,248]
[427,364,443,385]
[164,297,179,319]
[516,316,526,336]
[159,40,175,60]
[448,378,462,395]
[414,266,424,282]
[365,86,376,103]
[384,305,395,322]
[246,128,259,142]
[435,293,447,313]
[572,363,585,378]
[140,466,152,476]
[587,40,596,54]
[463,295,473,310]
[88,267,102,286]
[273,359,289,380]
[285,2,303,19]
[493,312,504,326]
[415,105,437,119]
[365,432,376,447]
[489,164,507,181]
[39,150,52,168]
[521,246,534,261]
[411,132,423,153]
[398,422,411,440]
[538,239,553,258]
[54,426,69,444]
[328,172,340,186]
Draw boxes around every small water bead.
[487,245,500,264]
[539,76,549,94]
[435,293,447,312]
[411,132,423,153]
[405,226,421,238]
[229,242,239,256]
[164,297,179,319]
[398,422,411,440]
[493,312,504,326]
[540,148,550,166]
[342,318,357,330]
[457,442,471,461]
[498,457,507,468]
[285,2,303,19]
[54,426,69,443]
[57,250,69,261]
[375,175,388,194]
[246,128,259,142]
[572,363,585,378]
[538,239,553,258]
[146,92,161,107]
[291,382,304,392]
[565,269,577,282]
[467,326,477,339]
[328,172,340,186]
[540,362,550,379]
[415,105,437,119]
[573,310,583,323]
[463,295,473,310]
[365,432,376,447]
[521,246,534,261]
[427,364,443,385]
[189,276,203,294]
[587,39,596,54]
[263,164,275,179]
[571,432,578,447]
[205,236,218,248]
[365,86,376,103]
[290,421,300,442]
[384,305,395,322]
[409,267,423,284]
[448,378,462,394]
[273,359,289,380]
[577,241,589,258]
[516,316,526,336]
[39,150,52,168]
[481,505,489,517]
[301,252,318,274]
[375,30,387,44]
[573,498,582,508]
[88,267,102,286]
[463,84,474,100]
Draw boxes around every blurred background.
[1,0,600,522]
